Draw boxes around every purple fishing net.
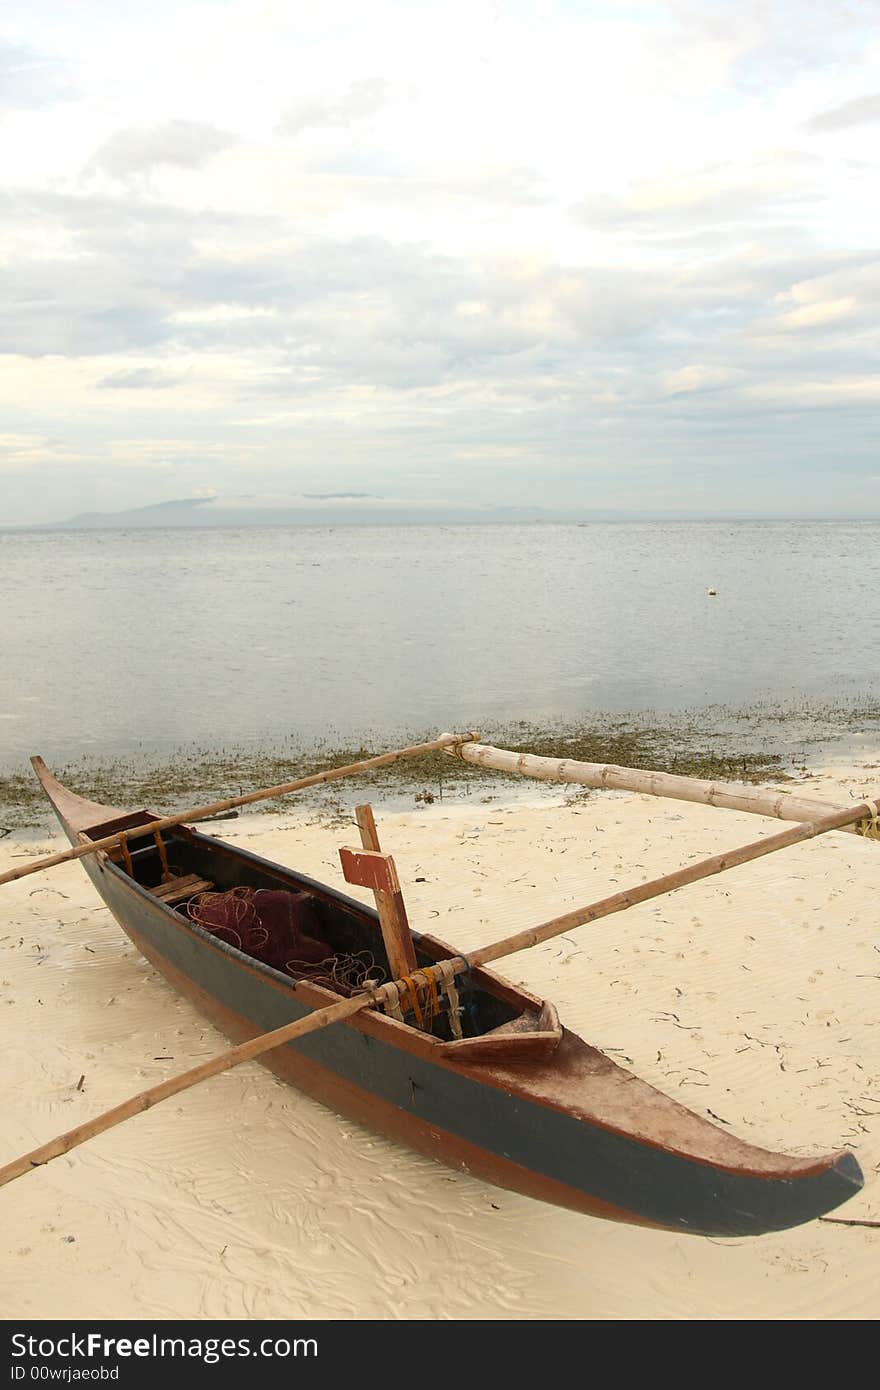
[186,886,382,995]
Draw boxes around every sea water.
[2,520,879,771]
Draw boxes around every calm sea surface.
[2,521,879,773]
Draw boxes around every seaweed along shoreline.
[4,696,880,834]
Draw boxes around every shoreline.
[5,696,880,834]
[2,755,880,1317]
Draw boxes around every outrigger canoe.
[30,755,863,1238]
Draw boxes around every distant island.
[27,496,552,530]
[8,497,870,531]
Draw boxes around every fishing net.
[184,886,470,1032]
[186,886,386,996]
[286,948,385,995]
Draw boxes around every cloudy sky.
[2,0,879,525]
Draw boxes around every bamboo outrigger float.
[1,732,873,1237]
[444,736,880,834]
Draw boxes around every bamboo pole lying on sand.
[0,733,478,890]
[2,792,876,1189]
[444,736,880,837]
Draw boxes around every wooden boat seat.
[151,874,214,905]
[440,1001,562,1064]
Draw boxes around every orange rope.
[400,974,424,1029]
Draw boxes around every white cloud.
[757,260,880,335]
[662,365,744,396]
[279,78,395,136]
[87,120,236,178]
[97,367,184,390]
[0,0,878,523]
[747,377,880,406]
[774,297,857,330]
[0,432,50,463]
[806,93,880,132]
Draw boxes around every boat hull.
[80,848,862,1238]
[30,756,863,1237]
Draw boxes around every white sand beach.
[1,764,879,1320]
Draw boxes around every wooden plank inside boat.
[151,874,215,905]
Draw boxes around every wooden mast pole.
[2,792,877,1190]
[0,734,479,889]
[352,804,418,981]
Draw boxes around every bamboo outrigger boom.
[444,736,880,838]
[2,791,876,1190]
[0,732,478,889]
